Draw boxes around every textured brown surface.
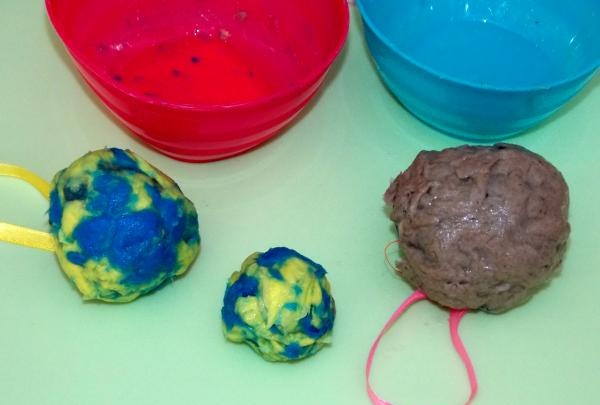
[384,144,570,312]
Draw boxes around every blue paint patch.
[256,247,327,280]
[222,274,259,330]
[256,247,301,267]
[110,210,177,285]
[145,183,186,241]
[313,264,326,279]
[71,208,179,286]
[66,251,87,266]
[282,342,304,360]
[87,174,133,215]
[110,148,139,172]
[268,267,283,280]
[319,288,333,318]
[182,212,200,244]
[72,215,113,257]
[48,188,63,233]
[299,312,328,340]
[284,302,299,311]
[256,247,292,267]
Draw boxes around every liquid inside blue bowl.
[410,20,565,88]
[356,0,599,139]
[359,0,599,89]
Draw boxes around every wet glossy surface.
[409,20,566,88]
[95,35,301,105]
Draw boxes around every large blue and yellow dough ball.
[222,247,335,362]
[48,148,200,302]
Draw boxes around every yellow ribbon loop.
[0,223,56,252]
[0,163,56,252]
[0,163,51,199]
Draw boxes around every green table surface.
[1,2,599,405]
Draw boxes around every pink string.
[366,290,427,405]
[366,290,478,405]
[449,309,478,405]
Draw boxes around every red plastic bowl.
[46,0,349,162]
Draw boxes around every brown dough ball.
[384,144,570,313]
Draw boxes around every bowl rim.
[355,0,600,92]
[45,0,350,111]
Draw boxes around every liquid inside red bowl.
[102,35,299,105]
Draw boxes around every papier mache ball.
[384,144,570,313]
[222,247,335,361]
[48,148,200,302]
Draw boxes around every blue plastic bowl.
[356,0,600,140]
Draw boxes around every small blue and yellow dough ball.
[48,148,200,302]
[222,247,335,362]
